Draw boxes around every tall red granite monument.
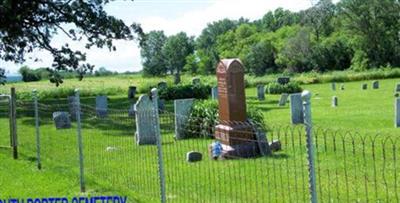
[214,59,257,152]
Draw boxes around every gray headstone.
[68,96,81,120]
[332,96,338,107]
[362,83,368,90]
[331,82,336,91]
[257,85,265,101]
[52,112,71,129]
[396,83,400,92]
[158,81,167,89]
[211,87,218,100]
[192,77,201,86]
[128,104,136,117]
[290,93,304,124]
[174,98,194,140]
[128,86,137,99]
[396,98,400,128]
[340,84,345,90]
[186,151,202,162]
[134,95,157,145]
[96,96,108,118]
[372,81,379,89]
[158,99,165,112]
[278,93,289,106]
[277,77,290,85]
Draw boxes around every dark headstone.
[255,130,271,156]
[257,85,265,101]
[396,98,400,128]
[277,77,290,85]
[340,84,345,90]
[372,81,379,89]
[128,86,137,99]
[186,151,203,162]
[332,96,338,107]
[331,82,336,91]
[269,140,282,152]
[158,99,165,112]
[52,112,71,129]
[362,83,368,90]
[158,81,167,89]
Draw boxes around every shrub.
[266,81,302,94]
[158,84,211,100]
[184,100,266,138]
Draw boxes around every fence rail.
[0,89,399,202]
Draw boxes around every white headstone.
[96,96,108,118]
[134,95,157,145]
[290,93,303,124]
[174,98,195,140]
[211,87,218,100]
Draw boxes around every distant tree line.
[18,66,127,82]
[140,0,400,81]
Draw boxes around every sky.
[1,0,340,75]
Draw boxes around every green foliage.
[0,0,143,86]
[141,31,168,76]
[267,81,303,94]
[94,67,115,77]
[19,66,43,82]
[158,84,211,101]
[244,40,277,76]
[162,32,194,84]
[184,100,266,138]
[0,68,6,85]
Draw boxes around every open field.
[0,77,399,202]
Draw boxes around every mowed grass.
[0,77,399,202]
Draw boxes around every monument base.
[215,124,256,146]
[220,143,260,158]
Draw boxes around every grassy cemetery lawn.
[0,77,399,202]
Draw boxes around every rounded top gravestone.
[216,59,246,122]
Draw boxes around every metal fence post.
[75,89,85,193]
[151,88,166,203]
[33,89,41,170]
[10,87,18,159]
[302,90,318,203]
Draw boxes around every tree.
[304,0,336,42]
[184,54,199,74]
[277,28,315,72]
[19,65,42,82]
[0,0,143,86]
[244,40,277,76]
[162,32,194,84]
[339,0,400,68]
[196,19,240,74]
[0,68,5,85]
[140,31,168,76]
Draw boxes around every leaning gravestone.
[290,93,303,124]
[53,112,71,129]
[174,98,194,140]
[96,96,108,118]
[331,82,336,91]
[372,81,379,89]
[192,77,201,86]
[257,85,265,101]
[278,93,289,106]
[128,86,137,99]
[277,77,290,85]
[211,86,218,100]
[332,96,338,107]
[158,81,167,89]
[134,95,157,145]
[362,83,368,90]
